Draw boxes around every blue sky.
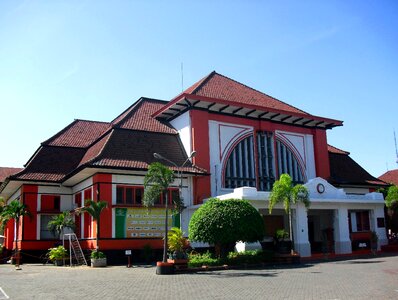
[0,0,397,178]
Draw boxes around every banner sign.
[115,207,173,238]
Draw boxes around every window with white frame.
[40,214,57,239]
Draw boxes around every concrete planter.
[91,258,107,268]
[156,261,174,275]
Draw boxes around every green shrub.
[189,198,265,257]
[188,251,222,267]
[91,250,106,259]
[227,250,263,265]
[48,246,68,261]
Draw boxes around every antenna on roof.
[395,130,398,167]
[181,62,184,92]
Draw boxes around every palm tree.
[269,173,310,254]
[47,211,75,239]
[143,162,174,263]
[1,200,31,269]
[80,200,107,252]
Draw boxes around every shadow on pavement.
[335,260,385,265]
[194,270,278,278]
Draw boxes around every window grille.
[224,135,256,188]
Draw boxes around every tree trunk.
[96,218,100,251]
[163,192,169,263]
[15,218,20,269]
[289,208,294,255]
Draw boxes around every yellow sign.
[115,207,172,238]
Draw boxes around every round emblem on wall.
[317,183,325,194]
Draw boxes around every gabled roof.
[379,169,398,186]
[10,146,86,182]
[154,71,343,129]
[76,129,205,175]
[181,71,307,114]
[43,119,111,148]
[112,98,176,134]
[0,167,23,184]
[0,96,206,189]
[328,145,387,187]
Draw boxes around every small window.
[41,195,61,212]
[40,214,57,239]
[356,211,370,232]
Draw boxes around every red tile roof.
[327,145,350,155]
[0,167,23,183]
[176,71,308,115]
[113,98,176,134]
[78,132,112,166]
[11,146,86,182]
[84,130,206,175]
[379,169,398,186]
[43,119,111,148]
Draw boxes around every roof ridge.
[210,72,309,115]
[190,71,217,95]
[328,144,350,155]
[74,118,110,124]
[111,97,166,126]
[41,120,79,146]
[80,130,114,166]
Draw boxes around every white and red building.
[0,71,388,260]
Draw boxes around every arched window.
[224,135,256,189]
[276,139,305,184]
[223,131,306,191]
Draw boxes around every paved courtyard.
[1,255,398,300]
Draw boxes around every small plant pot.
[156,261,174,275]
[91,258,107,268]
[276,240,292,254]
[167,258,188,270]
[55,259,64,266]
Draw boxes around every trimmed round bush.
[188,198,265,257]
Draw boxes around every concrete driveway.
[1,255,398,299]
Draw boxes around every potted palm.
[143,162,175,275]
[79,199,108,267]
[48,246,68,266]
[275,229,291,254]
[269,174,310,255]
[167,227,189,269]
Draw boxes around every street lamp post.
[153,151,196,228]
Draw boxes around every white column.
[334,208,352,254]
[292,204,311,257]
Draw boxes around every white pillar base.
[294,241,311,257]
[334,240,352,254]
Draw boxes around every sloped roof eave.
[153,93,343,129]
